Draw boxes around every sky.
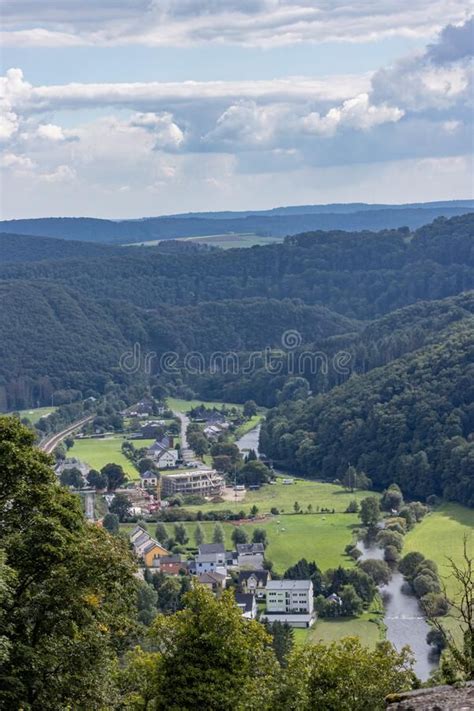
[0,1,473,219]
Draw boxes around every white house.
[235,593,257,619]
[262,580,315,628]
[194,553,227,576]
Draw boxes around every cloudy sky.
[0,1,472,218]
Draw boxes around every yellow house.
[143,540,169,568]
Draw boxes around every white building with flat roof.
[262,580,315,627]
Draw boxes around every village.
[130,525,315,627]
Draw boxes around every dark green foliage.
[109,492,131,521]
[59,466,83,488]
[0,416,137,709]
[261,309,474,506]
[358,559,391,586]
[252,528,268,547]
[231,527,248,545]
[87,468,108,489]
[266,621,294,667]
[101,462,126,491]
[103,512,120,535]
[359,497,381,528]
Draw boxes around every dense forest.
[0,215,473,318]
[260,317,474,506]
[1,212,473,505]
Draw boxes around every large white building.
[262,580,315,628]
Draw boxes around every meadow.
[10,406,56,424]
[125,233,283,249]
[167,397,243,413]
[404,503,473,597]
[294,596,385,650]
[186,477,375,516]
[68,436,155,480]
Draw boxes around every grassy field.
[404,503,473,597]
[68,436,155,480]
[9,406,56,424]
[167,397,243,414]
[123,509,359,573]
[182,233,283,249]
[125,233,283,249]
[186,477,375,516]
[294,597,385,650]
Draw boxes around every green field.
[9,406,56,424]
[294,597,385,650]
[68,436,155,480]
[186,477,375,516]
[182,233,283,249]
[125,233,283,250]
[404,503,473,597]
[124,510,359,573]
[167,397,243,414]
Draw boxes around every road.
[40,415,94,454]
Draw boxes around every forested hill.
[0,286,356,411]
[1,203,472,244]
[260,315,474,506]
[0,232,125,263]
[0,215,472,319]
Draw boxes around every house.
[262,580,315,628]
[238,570,270,598]
[139,470,159,488]
[140,421,166,439]
[194,552,227,576]
[159,555,187,575]
[198,571,226,593]
[147,437,179,468]
[130,525,169,568]
[236,543,265,556]
[235,593,257,619]
[142,541,169,568]
[236,543,265,570]
[161,469,224,497]
[198,543,225,555]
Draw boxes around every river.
[235,424,260,455]
[358,540,436,681]
[236,426,436,680]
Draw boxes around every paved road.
[40,415,94,454]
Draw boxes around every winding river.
[358,540,436,681]
[236,425,436,680]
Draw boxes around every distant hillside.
[1,215,472,319]
[0,287,353,411]
[1,203,472,244]
[0,232,123,263]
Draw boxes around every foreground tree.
[147,586,279,709]
[278,637,414,711]
[428,536,474,682]
[0,416,137,709]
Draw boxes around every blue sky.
[0,1,472,218]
